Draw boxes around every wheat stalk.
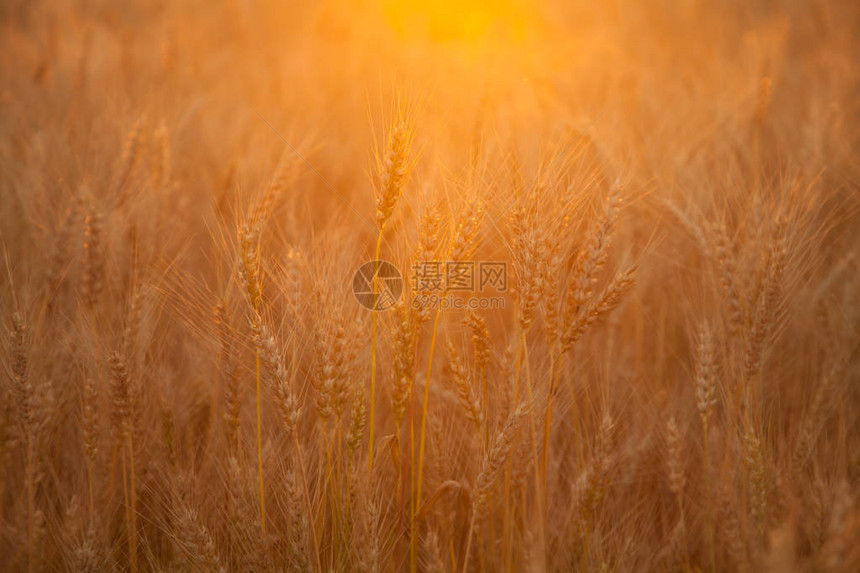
[444,340,483,439]
[464,402,528,571]
[109,350,137,573]
[695,322,717,573]
[370,115,414,472]
[414,199,484,570]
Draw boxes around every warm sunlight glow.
[383,0,530,44]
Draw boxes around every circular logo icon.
[352,260,403,311]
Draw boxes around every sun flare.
[382,0,532,44]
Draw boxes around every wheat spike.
[376,119,414,230]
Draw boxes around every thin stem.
[26,435,35,573]
[679,499,690,569]
[294,433,322,573]
[87,459,95,528]
[86,313,99,532]
[582,521,590,571]
[107,443,118,516]
[541,356,559,499]
[324,427,336,570]
[480,358,489,451]
[462,510,476,573]
[503,334,525,572]
[520,328,546,565]
[120,444,133,572]
[255,349,267,536]
[412,306,442,572]
[703,418,715,573]
[332,422,342,562]
[128,436,139,573]
[416,307,441,507]
[407,351,417,571]
[369,231,384,471]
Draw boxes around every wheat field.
[1,0,859,571]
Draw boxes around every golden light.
[382,0,532,45]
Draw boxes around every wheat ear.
[370,116,413,471]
